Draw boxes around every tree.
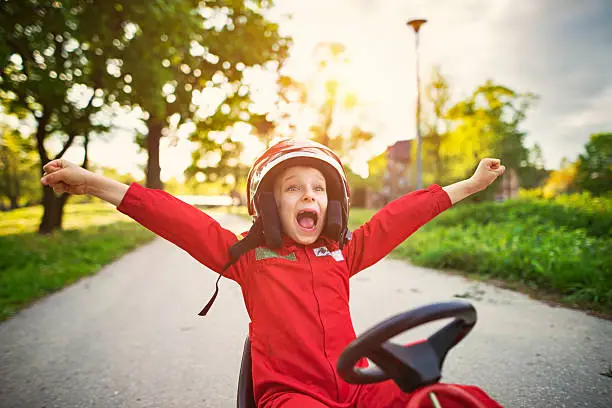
[0,0,130,233]
[185,130,250,193]
[421,66,452,185]
[444,80,536,198]
[574,132,612,195]
[0,122,38,209]
[1,1,288,232]
[307,43,362,152]
[518,142,550,190]
[542,159,578,197]
[118,0,289,189]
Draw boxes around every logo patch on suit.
[255,247,296,261]
[313,247,344,261]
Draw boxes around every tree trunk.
[82,133,90,169]
[33,107,60,234]
[9,196,18,210]
[38,186,69,234]
[0,148,19,209]
[146,119,163,190]
[12,157,21,208]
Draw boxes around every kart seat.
[237,336,256,408]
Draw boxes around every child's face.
[273,166,328,246]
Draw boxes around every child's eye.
[286,185,298,192]
[315,186,326,192]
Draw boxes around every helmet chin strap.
[260,191,283,249]
[197,218,265,317]
[198,193,347,317]
[324,200,344,249]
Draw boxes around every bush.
[431,193,612,237]
[349,193,612,312]
[394,222,611,307]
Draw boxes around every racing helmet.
[245,138,351,249]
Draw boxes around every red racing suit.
[117,183,500,407]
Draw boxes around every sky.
[62,0,612,181]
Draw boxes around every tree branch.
[54,131,77,159]
[35,108,51,167]
[82,133,90,170]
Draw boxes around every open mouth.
[296,209,319,231]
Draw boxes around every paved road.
[1,213,611,408]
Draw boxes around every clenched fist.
[468,158,506,192]
[40,159,93,195]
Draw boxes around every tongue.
[298,215,315,229]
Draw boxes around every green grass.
[350,195,612,315]
[0,203,155,321]
[0,201,131,236]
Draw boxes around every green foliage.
[186,133,250,190]
[117,0,289,124]
[444,81,536,185]
[0,121,39,208]
[518,142,550,189]
[421,66,452,185]
[0,201,133,235]
[394,222,611,307]
[431,194,612,237]
[273,42,373,165]
[349,195,612,312]
[0,203,155,321]
[0,0,290,227]
[416,74,541,196]
[95,166,142,186]
[177,1,290,190]
[363,151,387,190]
[0,0,126,143]
[574,133,612,196]
[0,0,165,231]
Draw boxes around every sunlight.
[33,0,607,183]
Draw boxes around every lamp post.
[407,18,427,190]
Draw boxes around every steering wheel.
[337,300,476,393]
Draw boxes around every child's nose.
[302,189,316,201]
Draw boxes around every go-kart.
[237,300,487,408]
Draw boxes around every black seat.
[237,337,257,408]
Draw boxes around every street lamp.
[407,18,427,190]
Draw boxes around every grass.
[350,196,612,317]
[0,201,131,235]
[0,202,155,322]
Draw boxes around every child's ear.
[260,191,283,248]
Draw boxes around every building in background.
[381,140,413,205]
[494,167,520,201]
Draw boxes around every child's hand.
[40,159,93,195]
[468,158,506,192]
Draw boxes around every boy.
[41,139,504,407]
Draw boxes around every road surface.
[1,213,610,407]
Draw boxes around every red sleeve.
[343,184,452,277]
[116,183,246,283]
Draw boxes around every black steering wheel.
[337,300,476,393]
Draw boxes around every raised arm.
[41,158,128,206]
[343,184,452,276]
[443,158,506,204]
[344,158,505,276]
[41,159,246,282]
